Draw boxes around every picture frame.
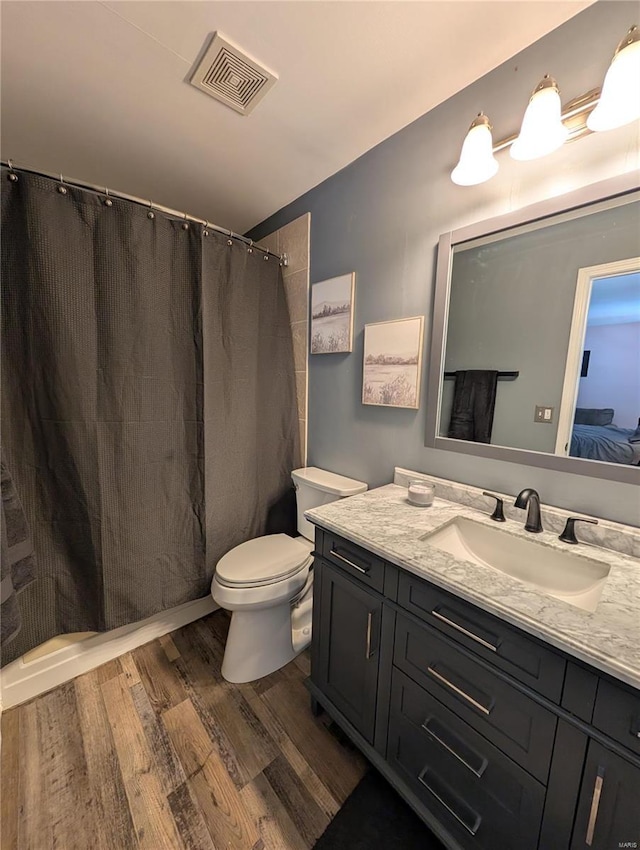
[310,273,355,354]
[362,316,425,409]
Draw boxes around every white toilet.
[211,467,367,683]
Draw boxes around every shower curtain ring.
[57,174,67,195]
[103,187,113,207]
[182,212,189,231]
[147,201,155,220]
[7,159,18,182]
[247,240,253,254]
[203,220,209,236]
[227,229,233,247]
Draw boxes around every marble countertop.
[306,484,640,690]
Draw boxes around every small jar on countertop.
[407,479,435,507]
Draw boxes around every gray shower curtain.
[1,169,299,665]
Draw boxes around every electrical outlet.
[535,405,554,423]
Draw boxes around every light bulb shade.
[510,76,569,161]
[451,115,499,186]
[587,27,640,132]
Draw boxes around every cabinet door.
[571,741,640,849]
[313,561,382,744]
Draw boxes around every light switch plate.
[535,405,554,423]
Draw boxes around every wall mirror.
[425,174,640,483]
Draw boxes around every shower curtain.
[0,169,299,665]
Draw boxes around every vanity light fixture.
[451,114,499,186]
[451,24,639,186]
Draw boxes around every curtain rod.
[1,159,286,265]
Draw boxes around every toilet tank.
[291,467,368,541]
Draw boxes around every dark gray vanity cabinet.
[309,527,640,850]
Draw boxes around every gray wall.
[577,321,640,430]
[249,3,640,526]
[442,202,639,452]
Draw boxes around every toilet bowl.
[211,467,367,683]
[212,534,314,683]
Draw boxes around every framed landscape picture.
[362,316,424,408]
[310,273,355,354]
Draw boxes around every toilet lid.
[215,534,313,586]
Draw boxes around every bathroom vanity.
[306,478,640,850]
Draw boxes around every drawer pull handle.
[431,610,498,652]
[585,766,605,846]
[365,612,374,659]
[421,719,487,778]
[418,769,481,836]
[427,666,491,716]
[329,549,369,575]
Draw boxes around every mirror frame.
[425,173,640,484]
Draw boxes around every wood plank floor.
[1,611,367,850]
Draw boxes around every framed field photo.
[362,316,425,408]
[310,273,355,354]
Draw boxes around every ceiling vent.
[189,32,278,116]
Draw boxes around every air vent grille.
[190,33,277,115]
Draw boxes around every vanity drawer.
[319,530,385,593]
[394,613,557,783]
[387,669,545,850]
[592,678,640,758]
[397,573,566,702]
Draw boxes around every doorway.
[555,258,640,462]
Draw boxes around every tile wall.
[259,213,310,464]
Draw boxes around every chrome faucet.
[514,488,543,533]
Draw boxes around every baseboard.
[0,596,218,709]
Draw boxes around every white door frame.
[555,256,640,456]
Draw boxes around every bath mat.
[313,769,446,849]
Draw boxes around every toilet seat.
[215,533,313,588]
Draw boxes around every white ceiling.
[1,1,591,233]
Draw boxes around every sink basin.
[421,517,610,612]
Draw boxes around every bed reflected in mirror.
[563,267,640,465]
